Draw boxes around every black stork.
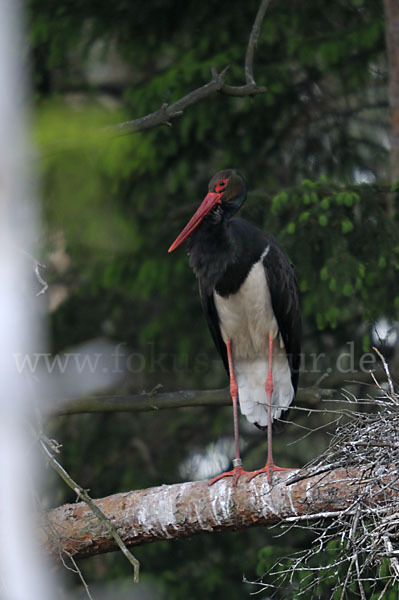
[168,169,301,484]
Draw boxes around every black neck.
[188,215,266,296]
[188,213,236,295]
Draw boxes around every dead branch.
[51,385,337,416]
[42,465,396,562]
[40,436,140,582]
[245,0,272,85]
[17,246,48,296]
[112,0,269,135]
[34,261,48,296]
[112,69,233,135]
[250,374,399,597]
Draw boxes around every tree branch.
[112,0,269,135]
[51,386,337,416]
[112,70,267,135]
[40,436,140,582]
[17,247,48,296]
[42,466,395,561]
[245,0,272,85]
[34,261,48,296]
[113,68,228,135]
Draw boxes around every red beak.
[168,192,222,252]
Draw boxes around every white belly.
[214,257,294,426]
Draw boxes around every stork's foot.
[208,459,249,486]
[247,463,296,484]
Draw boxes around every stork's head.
[168,169,247,252]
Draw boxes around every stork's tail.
[235,356,294,428]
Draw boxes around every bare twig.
[255,362,399,597]
[68,555,95,600]
[34,261,48,296]
[373,346,395,395]
[17,247,48,296]
[39,493,95,600]
[383,535,399,579]
[40,436,140,583]
[245,0,272,85]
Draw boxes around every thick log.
[42,467,390,560]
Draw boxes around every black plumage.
[190,217,301,400]
[169,169,301,483]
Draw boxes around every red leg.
[247,335,295,484]
[209,340,248,486]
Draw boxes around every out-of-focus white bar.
[0,1,53,598]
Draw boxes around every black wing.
[263,239,301,395]
[198,281,228,373]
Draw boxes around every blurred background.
[25,0,399,597]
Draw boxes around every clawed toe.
[208,465,249,486]
[247,465,296,484]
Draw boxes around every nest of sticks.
[252,353,399,599]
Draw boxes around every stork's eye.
[216,179,228,192]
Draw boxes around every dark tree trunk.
[384,0,399,183]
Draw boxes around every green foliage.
[268,182,398,330]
